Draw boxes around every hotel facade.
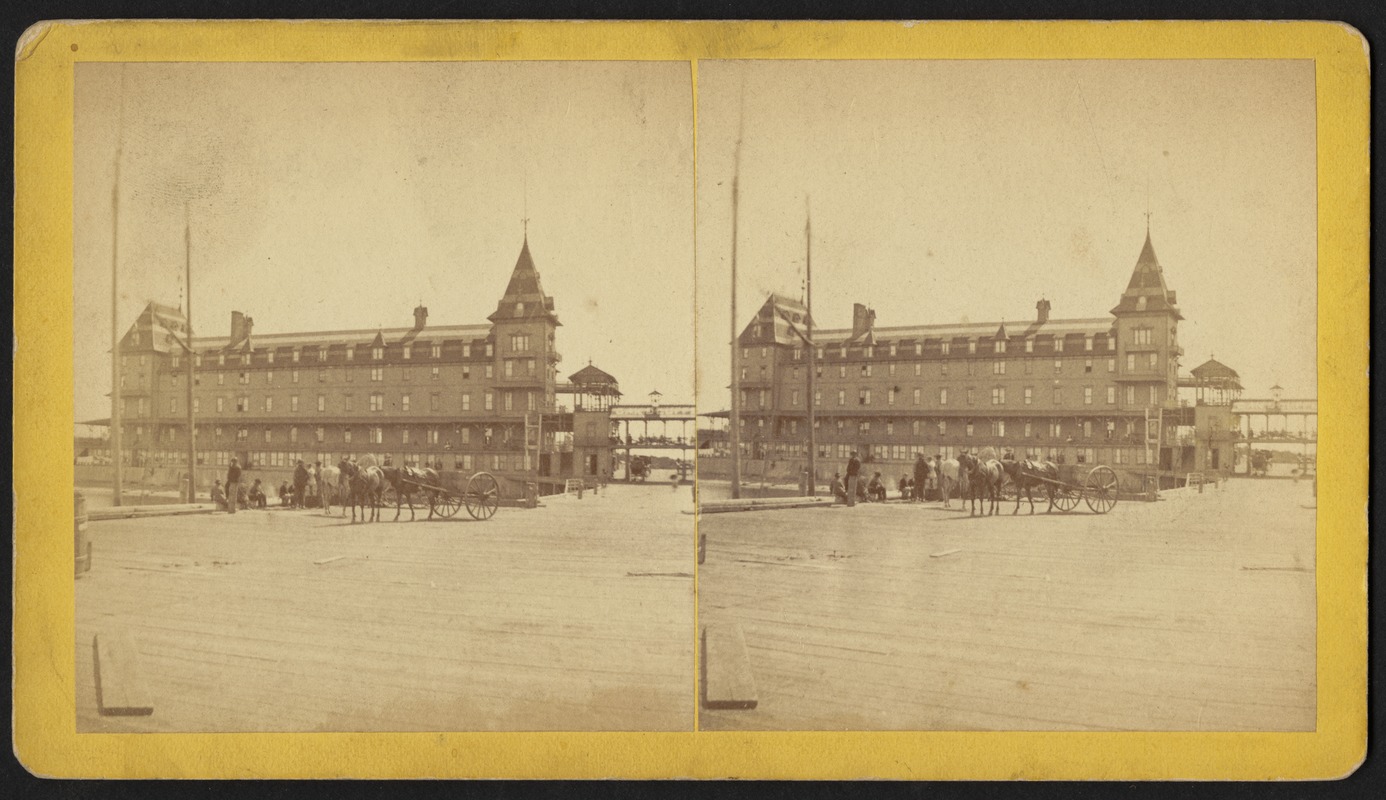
[723,231,1237,486]
[105,237,620,491]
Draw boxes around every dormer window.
[995,340,1007,354]
[372,346,384,360]
[515,302,525,316]
[1137,296,1148,311]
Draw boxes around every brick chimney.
[851,303,877,340]
[413,304,428,330]
[1036,298,1052,324]
[230,311,254,346]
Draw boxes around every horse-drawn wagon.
[397,470,501,520]
[1000,462,1120,514]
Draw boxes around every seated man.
[210,479,228,510]
[248,479,268,509]
[829,472,847,503]
[898,475,910,500]
[278,481,293,507]
[868,472,888,502]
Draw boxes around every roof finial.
[1145,210,1152,235]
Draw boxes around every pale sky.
[74,61,694,422]
[694,60,1318,410]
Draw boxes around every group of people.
[210,457,332,513]
[826,451,947,507]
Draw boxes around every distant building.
[102,236,618,487]
[723,230,1235,479]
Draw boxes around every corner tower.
[1111,227,1183,408]
[488,234,562,414]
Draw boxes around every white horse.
[320,465,346,515]
[937,458,968,508]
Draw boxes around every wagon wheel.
[998,477,1019,502]
[430,488,464,518]
[1084,466,1119,514]
[464,472,501,521]
[1051,482,1081,513]
[379,483,397,506]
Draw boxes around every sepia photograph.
[694,59,1319,731]
[72,60,696,732]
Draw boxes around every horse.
[958,452,1003,516]
[937,458,968,508]
[346,463,384,523]
[999,457,1060,515]
[319,465,345,516]
[381,465,441,521]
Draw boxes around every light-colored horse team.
[320,459,445,523]
[904,448,1066,517]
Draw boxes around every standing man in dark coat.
[226,457,242,514]
[845,450,862,507]
[293,460,309,509]
[913,453,930,502]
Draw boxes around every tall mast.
[185,204,197,501]
[805,198,816,497]
[728,86,745,500]
[110,143,123,505]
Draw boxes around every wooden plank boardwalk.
[76,485,695,732]
[697,479,1316,731]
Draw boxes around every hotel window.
[1024,421,1033,438]
[914,363,922,377]
[859,389,871,406]
[345,395,355,411]
[461,393,471,411]
[1108,358,1116,372]
[291,349,300,363]
[290,426,299,443]
[1125,386,1135,405]
[1127,354,1136,372]
[992,420,1006,437]
[1083,420,1093,438]
[813,390,822,406]
[430,393,440,412]
[290,395,299,412]
[941,341,951,356]
[938,419,948,435]
[1054,359,1062,374]
[239,371,249,385]
[1148,385,1158,404]
[266,369,276,385]
[264,429,272,443]
[913,388,921,405]
[968,341,977,355]
[218,354,226,366]
[914,343,923,356]
[504,393,513,411]
[369,393,383,412]
[1049,421,1062,438]
[791,390,800,405]
[837,390,846,406]
[838,366,846,379]
[1133,327,1152,345]
[217,373,225,386]
[315,426,325,443]
[318,347,327,362]
[346,347,354,360]
[431,343,441,359]
[402,367,412,382]
[485,343,493,357]
[1084,386,1093,405]
[401,394,411,412]
[343,427,353,443]
[402,428,410,445]
[889,343,898,357]
[461,365,471,379]
[966,387,975,405]
[171,354,182,369]
[793,348,802,360]
[318,367,327,382]
[888,363,896,378]
[485,365,494,379]
[1053,387,1062,404]
[1084,359,1093,374]
[941,362,949,376]
[1021,386,1033,405]
[484,391,494,411]
[859,421,871,435]
[966,420,974,437]
[428,427,440,444]
[1084,337,1093,352]
[993,360,1005,375]
[790,421,798,435]
[370,427,383,444]
[1054,338,1065,353]
[1148,353,1158,370]
[861,364,872,377]
[264,396,274,413]
[886,422,894,436]
[168,397,177,413]
[371,367,383,382]
[1025,339,1034,353]
[995,339,1006,354]
[403,344,412,360]
[761,346,769,358]
[216,397,224,413]
[431,366,440,380]
[1106,387,1116,404]
[292,369,300,384]
[939,388,948,405]
[739,368,747,381]
[864,346,874,358]
[991,387,1005,405]
[372,346,383,360]
[887,388,896,406]
[318,395,326,412]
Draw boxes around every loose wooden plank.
[930,549,962,558]
[94,630,154,716]
[702,624,757,710]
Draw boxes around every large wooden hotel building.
[106,237,622,491]
[722,230,1237,485]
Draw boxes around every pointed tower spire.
[490,233,560,325]
[1111,224,1182,319]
